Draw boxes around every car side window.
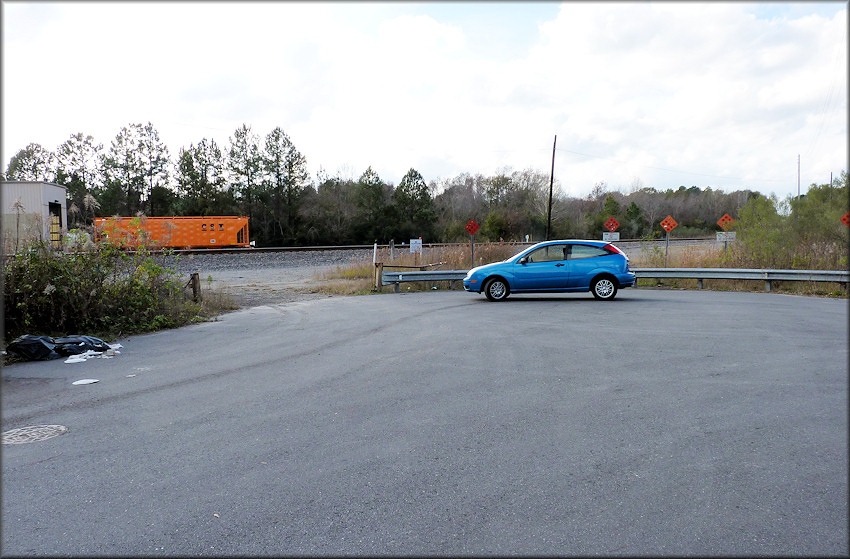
[569,245,608,259]
[525,245,566,263]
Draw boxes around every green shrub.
[3,240,226,342]
[726,179,849,270]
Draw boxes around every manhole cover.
[2,425,69,445]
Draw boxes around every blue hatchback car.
[463,240,636,301]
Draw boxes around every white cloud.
[2,2,846,198]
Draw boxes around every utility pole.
[546,135,556,241]
[797,154,800,197]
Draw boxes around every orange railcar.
[94,216,250,249]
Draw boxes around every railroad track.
[165,237,719,256]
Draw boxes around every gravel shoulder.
[164,249,373,307]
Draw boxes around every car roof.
[528,239,607,248]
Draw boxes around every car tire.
[591,276,618,300]
[484,278,510,301]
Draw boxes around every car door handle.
[555,263,565,267]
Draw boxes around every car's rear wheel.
[591,276,618,300]
[484,278,510,301]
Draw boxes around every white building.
[2,181,68,251]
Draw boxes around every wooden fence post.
[185,272,201,302]
[374,262,383,292]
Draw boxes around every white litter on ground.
[62,343,123,364]
[72,379,99,385]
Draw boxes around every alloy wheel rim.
[596,279,614,297]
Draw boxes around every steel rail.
[151,237,720,256]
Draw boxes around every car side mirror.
[519,257,528,265]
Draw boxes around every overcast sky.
[2,1,847,198]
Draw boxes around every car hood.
[467,260,510,276]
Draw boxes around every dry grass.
[313,258,381,295]
[314,242,529,294]
[196,286,240,313]
[630,243,847,297]
[630,243,726,268]
[380,242,525,270]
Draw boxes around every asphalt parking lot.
[2,289,847,556]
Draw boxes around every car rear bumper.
[618,272,637,287]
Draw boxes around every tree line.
[4,122,847,248]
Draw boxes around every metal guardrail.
[379,267,849,293]
[633,267,849,292]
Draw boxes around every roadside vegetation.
[2,240,236,346]
[321,180,848,298]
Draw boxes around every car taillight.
[603,243,624,255]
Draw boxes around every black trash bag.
[52,336,110,356]
[6,335,60,360]
[6,335,111,361]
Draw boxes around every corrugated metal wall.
[2,181,68,250]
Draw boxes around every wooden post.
[374,262,383,292]
[186,272,201,302]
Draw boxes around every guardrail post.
[764,272,771,292]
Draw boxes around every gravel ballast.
[162,249,374,307]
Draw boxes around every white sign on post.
[409,238,423,254]
[716,232,736,242]
[602,232,620,241]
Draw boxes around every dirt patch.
[200,265,339,307]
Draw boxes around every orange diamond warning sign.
[604,217,620,232]
[660,215,678,233]
[717,213,735,230]
[842,212,850,228]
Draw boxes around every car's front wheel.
[484,277,510,301]
[591,276,618,300]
